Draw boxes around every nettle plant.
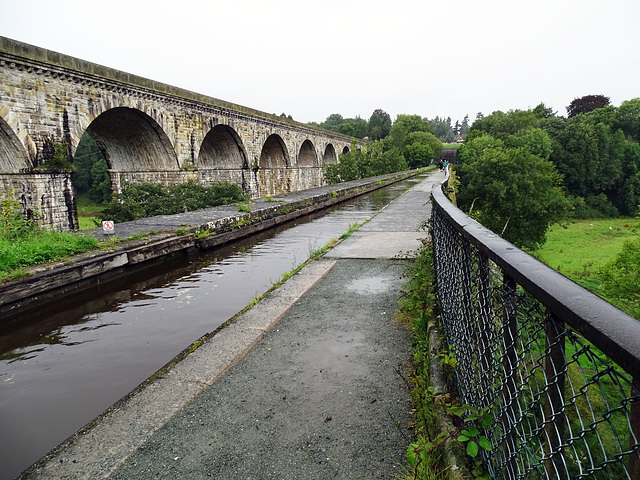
[406,401,493,479]
[448,403,493,479]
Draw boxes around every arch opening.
[297,139,317,168]
[72,132,112,217]
[0,114,32,173]
[85,107,178,172]
[259,134,289,169]
[322,144,338,165]
[198,125,247,169]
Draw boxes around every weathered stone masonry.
[0,36,357,231]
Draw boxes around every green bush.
[323,139,408,185]
[573,194,621,219]
[100,181,248,223]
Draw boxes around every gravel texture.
[109,259,414,480]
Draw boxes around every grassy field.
[76,193,107,230]
[534,217,638,292]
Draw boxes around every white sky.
[1,0,638,125]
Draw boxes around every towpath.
[22,170,445,479]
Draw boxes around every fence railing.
[430,182,640,479]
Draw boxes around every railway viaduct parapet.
[0,36,357,230]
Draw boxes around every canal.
[0,175,426,479]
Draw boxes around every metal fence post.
[501,273,518,479]
[631,377,640,478]
[544,314,567,480]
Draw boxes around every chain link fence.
[430,183,640,479]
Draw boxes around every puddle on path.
[345,276,393,295]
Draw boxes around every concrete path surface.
[22,171,444,480]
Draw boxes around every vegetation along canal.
[0,174,427,479]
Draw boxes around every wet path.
[0,175,426,480]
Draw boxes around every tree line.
[455,94,640,318]
[456,95,640,249]
[309,109,472,143]
[321,112,445,184]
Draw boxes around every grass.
[76,193,107,230]
[533,217,638,292]
[0,230,99,283]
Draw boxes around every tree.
[460,115,471,136]
[615,98,640,142]
[323,139,407,184]
[338,122,355,136]
[458,138,572,249]
[429,116,454,143]
[368,109,392,140]
[72,132,108,197]
[470,109,539,141]
[320,113,345,132]
[386,114,434,150]
[554,112,625,198]
[89,159,112,203]
[532,103,555,119]
[402,131,442,168]
[611,142,640,215]
[566,94,610,118]
[599,236,640,319]
[350,116,369,139]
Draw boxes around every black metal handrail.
[430,181,640,479]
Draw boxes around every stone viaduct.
[0,36,357,231]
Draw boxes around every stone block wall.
[0,171,77,231]
[0,36,358,230]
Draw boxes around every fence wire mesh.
[431,191,640,480]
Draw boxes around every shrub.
[100,181,248,223]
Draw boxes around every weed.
[36,142,75,171]
[397,238,449,479]
[0,188,100,282]
[339,222,361,240]
[194,229,214,239]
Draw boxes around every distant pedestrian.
[443,160,448,172]
[438,160,443,171]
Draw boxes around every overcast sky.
[1,0,638,125]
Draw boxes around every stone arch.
[342,145,350,154]
[322,144,338,165]
[0,107,32,173]
[297,139,317,167]
[259,134,289,169]
[84,107,178,172]
[198,124,248,169]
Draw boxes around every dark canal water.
[0,176,426,479]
